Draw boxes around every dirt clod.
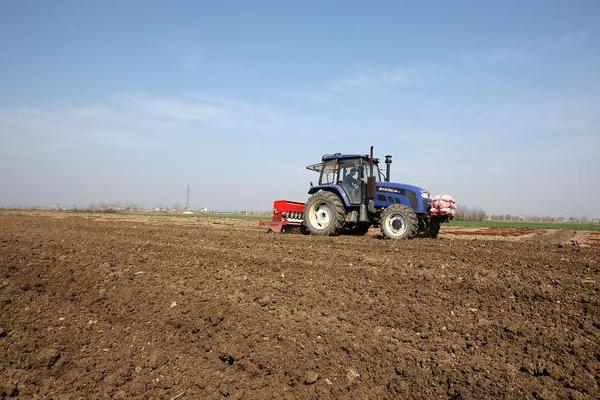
[208,314,224,326]
[1,381,19,397]
[304,370,319,385]
[32,348,60,369]
[256,296,270,307]
[346,367,360,383]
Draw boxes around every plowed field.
[1,211,599,399]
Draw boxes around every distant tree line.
[453,205,598,224]
[86,202,143,212]
[488,214,596,224]
[80,202,271,216]
[455,206,488,221]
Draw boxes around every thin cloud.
[331,67,418,91]
[0,93,294,154]
[311,64,454,105]
[461,31,590,66]
[116,94,231,123]
[324,32,588,95]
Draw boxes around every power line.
[185,184,190,210]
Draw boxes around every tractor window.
[354,161,382,183]
[336,159,381,185]
[338,159,364,182]
[371,163,382,182]
[338,159,364,204]
[319,160,337,185]
[376,164,385,182]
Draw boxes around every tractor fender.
[307,185,352,208]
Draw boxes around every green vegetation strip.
[446,220,600,231]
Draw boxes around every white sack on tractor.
[431,194,457,217]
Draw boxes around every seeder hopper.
[260,200,307,234]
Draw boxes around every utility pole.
[185,184,190,210]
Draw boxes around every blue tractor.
[303,146,447,239]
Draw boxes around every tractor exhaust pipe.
[369,146,374,178]
[385,155,392,182]
[367,146,376,200]
[359,146,377,222]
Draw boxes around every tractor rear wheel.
[303,191,346,236]
[380,204,418,239]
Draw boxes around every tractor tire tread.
[303,191,346,236]
[380,204,418,239]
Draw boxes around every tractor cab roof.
[322,153,364,161]
[321,153,379,162]
[306,153,379,172]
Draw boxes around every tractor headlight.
[421,190,430,199]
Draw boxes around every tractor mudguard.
[307,185,353,208]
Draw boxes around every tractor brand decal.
[378,186,403,194]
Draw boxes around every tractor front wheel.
[303,191,346,236]
[380,204,418,239]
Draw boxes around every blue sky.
[0,1,599,216]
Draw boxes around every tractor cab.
[307,154,383,205]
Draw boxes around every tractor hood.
[376,182,430,213]
[377,182,425,195]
